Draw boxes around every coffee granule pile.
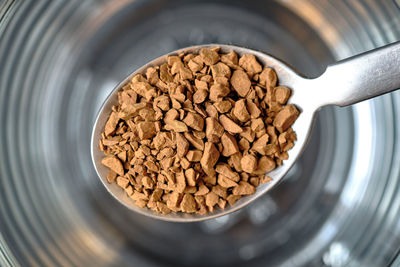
[99,47,299,214]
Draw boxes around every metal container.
[0,0,399,266]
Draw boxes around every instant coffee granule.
[99,47,299,215]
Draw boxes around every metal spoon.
[91,42,400,222]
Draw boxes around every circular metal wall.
[0,0,399,266]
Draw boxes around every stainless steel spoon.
[91,42,400,222]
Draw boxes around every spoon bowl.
[91,42,400,222]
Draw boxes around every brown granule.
[99,47,299,214]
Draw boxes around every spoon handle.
[313,41,400,107]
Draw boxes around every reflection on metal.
[0,0,400,266]
[323,242,350,267]
[281,0,343,54]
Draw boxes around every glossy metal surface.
[91,43,317,222]
[1,0,400,266]
[302,42,400,107]
[92,42,400,222]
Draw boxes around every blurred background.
[1,0,400,266]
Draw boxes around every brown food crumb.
[211,62,231,80]
[221,132,240,157]
[274,86,291,105]
[227,195,241,206]
[105,112,119,136]
[167,192,182,211]
[239,138,250,151]
[209,185,226,199]
[157,202,172,215]
[218,198,227,209]
[180,194,197,213]
[233,99,250,122]
[99,47,299,215]
[142,176,155,189]
[125,185,134,196]
[219,115,243,133]
[203,175,216,185]
[239,54,262,74]
[209,83,230,102]
[205,191,219,208]
[102,156,124,176]
[232,181,256,195]
[251,134,269,155]
[214,100,232,113]
[221,51,238,66]
[166,120,189,132]
[135,199,148,208]
[175,171,186,193]
[206,117,224,142]
[176,133,189,158]
[183,112,204,131]
[193,89,208,104]
[185,168,196,187]
[184,132,204,151]
[195,184,210,195]
[241,154,258,174]
[216,163,240,182]
[116,176,129,188]
[240,127,255,143]
[247,99,261,119]
[200,142,220,176]
[106,170,117,183]
[164,109,179,123]
[231,70,251,97]
[195,196,207,214]
[229,152,243,172]
[205,103,218,118]
[200,48,220,66]
[259,67,277,88]
[261,176,273,184]
[186,150,203,162]
[249,177,260,187]
[180,157,191,169]
[273,104,300,133]
[253,156,276,175]
[218,174,238,188]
